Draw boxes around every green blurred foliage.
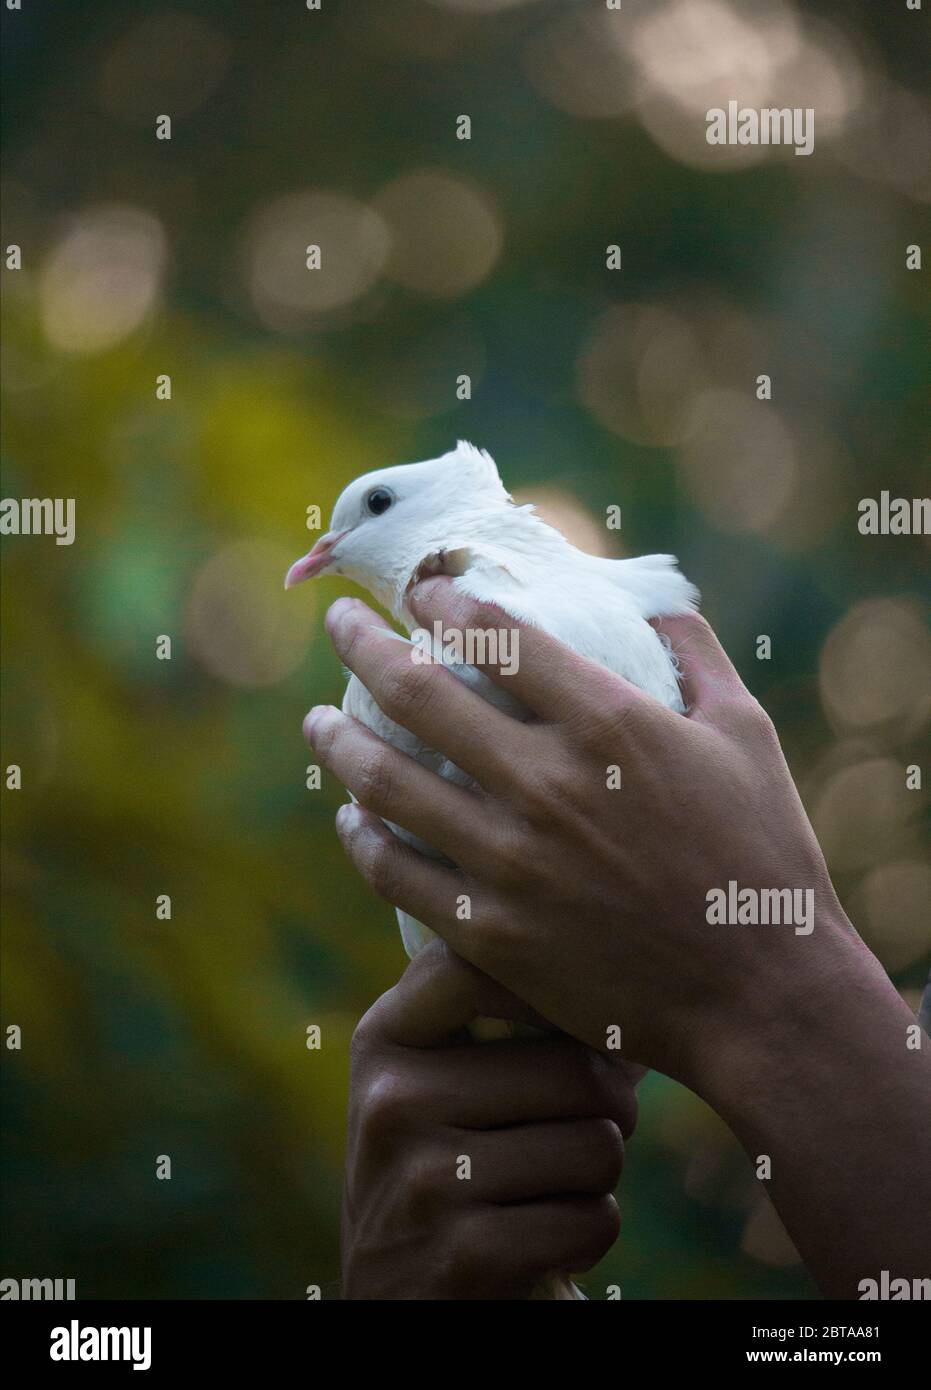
[1,0,927,1298]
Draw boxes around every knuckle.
[362,836,403,902]
[473,906,519,970]
[608,1078,639,1140]
[519,764,565,821]
[575,1045,615,1098]
[359,1068,417,1143]
[353,749,394,809]
[418,937,479,993]
[607,697,644,742]
[570,698,641,754]
[488,824,530,888]
[349,1006,380,1061]
[349,983,400,1060]
[574,1051,638,1135]
[404,1148,450,1218]
[588,1118,625,1189]
[380,659,435,724]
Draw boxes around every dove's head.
[285,441,516,615]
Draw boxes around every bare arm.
[308,586,931,1298]
[698,912,930,1297]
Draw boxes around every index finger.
[408,575,653,726]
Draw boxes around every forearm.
[697,910,931,1298]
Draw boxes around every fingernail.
[335,801,361,832]
[325,596,366,637]
[303,704,339,741]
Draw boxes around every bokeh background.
[2,0,929,1299]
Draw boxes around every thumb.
[373,938,551,1049]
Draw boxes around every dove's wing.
[452,559,691,710]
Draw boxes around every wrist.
[684,899,931,1296]
[688,897,893,1123]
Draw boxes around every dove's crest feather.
[451,440,512,502]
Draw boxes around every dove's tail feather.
[601,553,700,620]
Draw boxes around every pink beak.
[284,530,347,589]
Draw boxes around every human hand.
[306,583,852,1092]
[342,940,640,1300]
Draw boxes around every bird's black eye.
[365,487,394,517]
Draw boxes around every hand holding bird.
[288,441,696,1297]
[288,441,697,957]
[289,444,931,1301]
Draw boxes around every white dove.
[286,440,699,1298]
